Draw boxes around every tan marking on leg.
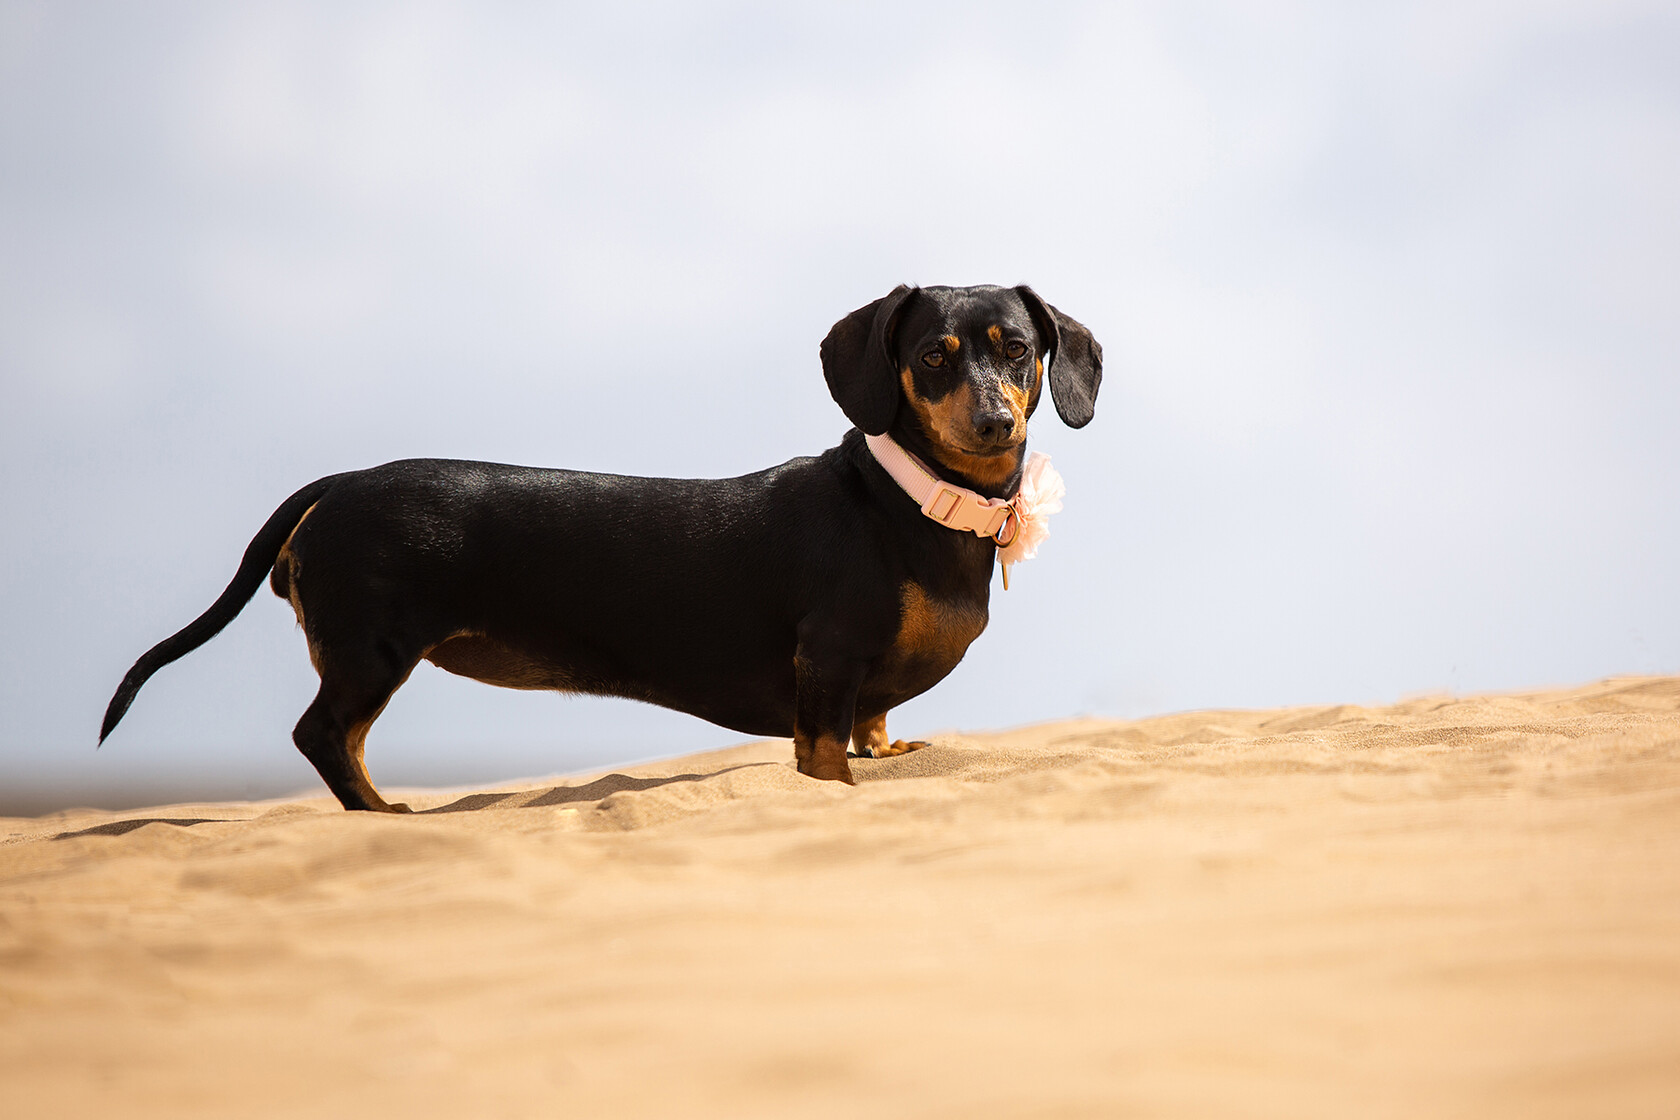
[269,500,319,596]
[795,730,854,784]
[344,715,410,813]
[272,501,323,671]
[853,712,928,759]
[280,500,319,553]
[876,739,927,757]
[852,713,889,757]
[273,546,324,674]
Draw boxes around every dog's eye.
[1004,340,1028,360]
[922,351,945,369]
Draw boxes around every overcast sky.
[3,0,1676,812]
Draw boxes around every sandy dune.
[3,677,1678,1118]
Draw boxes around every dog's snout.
[972,407,1014,445]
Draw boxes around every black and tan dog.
[101,284,1101,810]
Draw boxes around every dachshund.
[100,284,1101,810]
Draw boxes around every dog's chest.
[880,582,988,679]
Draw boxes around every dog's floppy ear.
[1016,285,1102,428]
[821,285,916,435]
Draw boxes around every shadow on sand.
[55,817,228,839]
[420,764,771,814]
[47,763,780,838]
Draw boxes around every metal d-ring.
[992,505,1020,547]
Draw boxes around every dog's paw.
[870,739,929,758]
[797,757,856,784]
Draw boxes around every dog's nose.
[973,408,1014,445]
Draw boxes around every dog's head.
[821,285,1102,493]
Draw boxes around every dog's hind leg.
[293,641,422,813]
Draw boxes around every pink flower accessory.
[863,432,1065,590]
[995,451,1065,588]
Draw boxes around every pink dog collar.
[864,432,1017,542]
[864,432,1065,589]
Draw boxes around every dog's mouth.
[957,433,1027,457]
[927,433,1027,483]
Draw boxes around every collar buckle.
[922,485,965,526]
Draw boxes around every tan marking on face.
[899,368,1026,488]
[996,377,1032,460]
[954,447,1023,487]
[987,324,1003,345]
[1000,379,1030,421]
[942,334,961,352]
[899,365,973,446]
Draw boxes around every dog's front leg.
[851,713,929,759]
[792,643,864,785]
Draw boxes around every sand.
[3,676,1678,1118]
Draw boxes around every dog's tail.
[99,474,343,745]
